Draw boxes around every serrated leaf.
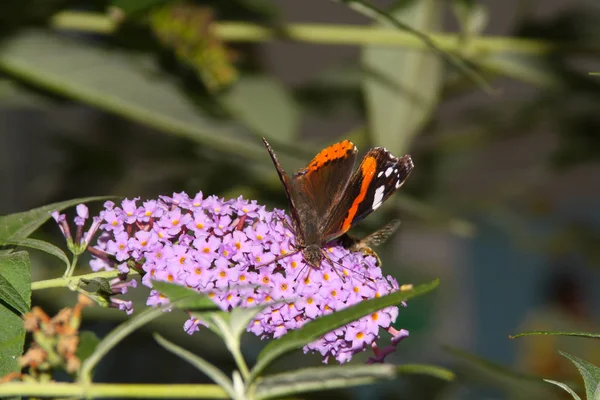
[544,379,582,400]
[254,364,396,399]
[151,280,220,310]
[0,252,31,377]
[154,334,236,399]
[560,351,600,400]
[222,76,299,141]
[0,238,69,268]
[0,196,114,242]
[396,364,455,381]
[76,331,101,363]
[361,0,443,154]
[512,331,600,340]
[250,279,439,382]
[0,31,303,167]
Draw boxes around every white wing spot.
[377,171,384,178]
[384,167,393,177]
[372,185,385,210]
[395,180,404,189]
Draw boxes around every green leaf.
[250,279,439,382]
[0,238,69,268]
[154,334,236,399]
[396,364,455,381]
[361,0,443,154]
[480,53,564,89]
[560,351,600,400]
[0,274,29,315]
[0,196,114,242]
[544,379,582,400]
[76,331,101,363]
[254,364,396,400]
[151,280,220,310]
[0,31,303,167]
[222,75,300,141]
[0,252,31,377]
[512,331,600,340]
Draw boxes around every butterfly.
[261,137,414,272]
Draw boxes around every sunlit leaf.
[76,331,101,363]
[151,280,220,310]
[544,379,582,400]
[560,351,600,400]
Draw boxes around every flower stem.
[50,11,600,56]
[0,382,228,398]
[32,270,137,291]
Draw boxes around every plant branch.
[31,270,138,291]
[50,12,600,56]
[0,382,227,398]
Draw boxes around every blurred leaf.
[451,0,489,38]
[0,252,31,377]
[0,31,302,166]
[512,331,600,340]
[0,196,114,243]
[544,379,582,400]
[110,0,168,17]
[76,331,101,363]
[251,279,439,381]
[154,333,236,399]
[560,351,600,400]
[0,238,69,268]
[80,277,113,296]
[396,364,455,381]
[254,364,396,399]
[480,53,564,88]
[222,76,300,141]
[444,345,565,398]
[361,0,443,155]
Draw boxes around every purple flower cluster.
[71,192,407,363]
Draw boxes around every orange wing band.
[340,155,377,232]
[305,140,355,174]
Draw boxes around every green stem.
[32,270,138,291]
[0,383,227,398]
[62,254,79,280]
[50,11,600,56]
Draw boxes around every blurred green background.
[1,0,600,399]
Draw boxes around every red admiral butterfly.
[262,137,414,270]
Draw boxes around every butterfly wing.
[291,140,357,244]
[321,149,413,242]
[262,137,305,240]
[354,219,401,249]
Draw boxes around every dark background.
[1,0,600,399]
